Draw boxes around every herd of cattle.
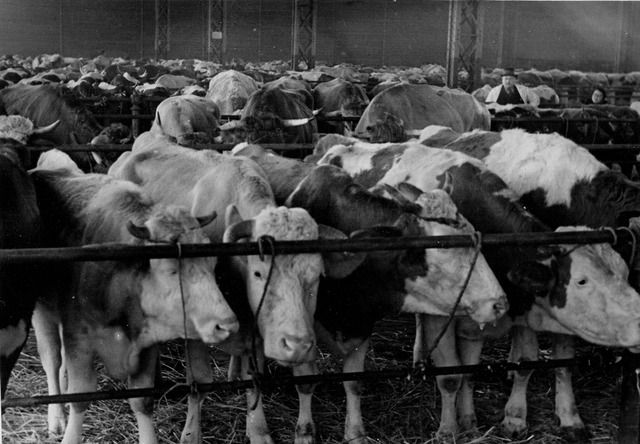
[3,53,640,444]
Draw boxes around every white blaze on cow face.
[135,207,239,346]
[483,129,607,206]
[514,227,640,349]
[397,189,507,326]
[227,206,323,365]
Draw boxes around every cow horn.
[223,219,255,243]
[196,211,217,228]
[281,117,312,127]
[32,120,60,135]
[127,220,151,240]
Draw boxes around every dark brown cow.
[313,77,369,135]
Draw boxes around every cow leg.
[293,361,317,444]
[181,340,213,444]
[425,315,461,440]
[343,337,370,444]
[243,349,275,444]
[501,325,538,438]
[553,334,589,442]
[412,314,427,366]
[128,345,160,444]
[60,342,96,444]
[32,304,66,436]
[456,333,484,435]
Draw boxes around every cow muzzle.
[467,296,509,329]
[265,332,316,366]
[616,318,640,350]
[196,315,240,344]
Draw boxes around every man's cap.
[501,68,517,78]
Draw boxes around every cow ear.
[317,224,367,279]
[395,182,424,202]
[507,261,555,297]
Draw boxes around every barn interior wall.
[1,0,639,74]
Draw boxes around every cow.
[140,94,221,148]
[312,77,369,135]
[205,70,260,115]
[354,83,490,143]
[0,117,52,398]
[218,79,318,146]
[0,84,129,172]
[424,125,640,439]
[108,136,362,444]
[225,157,505,443]
[231,143,507,442]
[29,155,239,443]
[314,138,640,441]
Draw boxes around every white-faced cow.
[142,94,221,148]
[206,70,260,115]
[29,155,239,444]
[0,116,56,397]
[354,83,490,143]
[231,144,507,443]
[315,138,640,441]
[421,125,640,440]
[109,135,360,444]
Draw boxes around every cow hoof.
[295,421,315,444]
[432,431,458,444]
[247,434,276,444]
[458,414,478,434]
[558,425,591,444]
[500,416,527,438]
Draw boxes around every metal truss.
[446,0,484,91]
[155,0,170,61]
[291,0,316,70]
[208,0,226,64]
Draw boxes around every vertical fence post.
[130,93,142,138]
[620,217,640,444]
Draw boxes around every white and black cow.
[29,157,239,444]
[315,138,640,441]
[420,125,640,440]
[109,135,362,444]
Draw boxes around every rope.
[248,235,277,411]
[175,242,199,398]
[414,231,483,377]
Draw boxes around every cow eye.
[254,271,262,278]
[576,277,588,286]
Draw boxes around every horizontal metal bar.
[0,229,630,264]
[0,353,621,409]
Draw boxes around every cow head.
[223,204,363,365]
[0,115,59,145]
[507,226,640,350]
[364,113,408,143]
[124,206,238,349]
[378,180,508,327]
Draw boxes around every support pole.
[155,0,170,61]
[291,0,316,70]
[446,0,484,92]
[208,0,226,64]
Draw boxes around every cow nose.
[212,317,240,342]
[280,334,315,362]
[617,318,640,348]
[468,297,509,326]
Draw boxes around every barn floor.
[2,315,621,444]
